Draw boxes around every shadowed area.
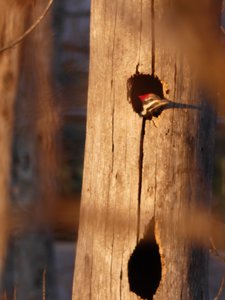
[128,218,161,300]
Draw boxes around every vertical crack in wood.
[89,266,92,300]
[111,97,115,173]
[119,253,123,300]
[138,0,143,64]
[151,0,155,74]
[167,62,177,172]
[110,1,117,174]
[154,140,158,216]
[174,62,177,98]
[137,118,146,242]
[109,231,115,296]
[119,269,122,300]
[109,1,117,287]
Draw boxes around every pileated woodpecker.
[138,93,170,119]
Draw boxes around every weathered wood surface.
[73,0,218,299]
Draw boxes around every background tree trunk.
[1,2,59,299]
[73,0,218,299]
[0,2,25,280]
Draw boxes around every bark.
[73,0,218,299]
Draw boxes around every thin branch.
[210,237,225,300]
[220,25,225,35]
[214,277,225,300]
[42,269,46,300]
[0,0,53,54]
[209,237,225,265]
[222,0,225,13]
[13,286,16,300]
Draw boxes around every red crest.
[138,93,154,102]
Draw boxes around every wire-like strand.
[0,0,53,54]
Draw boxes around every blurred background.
[0,0,90,299]
[51,1,90,296]
[49,1,89,299]
[0,0,224,299]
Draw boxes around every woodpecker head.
[138,93,161,103]
[138,93,169,119]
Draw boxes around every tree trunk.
[0,2,25,279]
[2,2,59,299]
[73,1,218,299]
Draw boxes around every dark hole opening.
[127,73,164,116]
[128,218,162,300]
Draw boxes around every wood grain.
[73,0,218,299]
